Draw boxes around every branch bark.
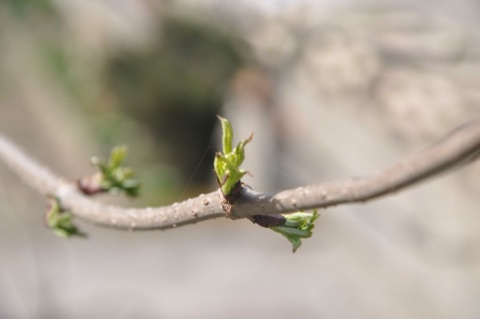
[0,119,479,230]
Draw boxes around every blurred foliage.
[42,44,86,102]
[1,0,77,100]
[4,0,57,18]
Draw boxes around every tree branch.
[0,133,225,230]
[0,118,479,230]
[230,119,480,218]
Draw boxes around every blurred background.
[1,0,480,318]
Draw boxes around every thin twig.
[0,133,224,230]
[230,118,480,218]
[0,119,479,230]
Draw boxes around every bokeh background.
[1,0,480,318]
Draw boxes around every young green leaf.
[214,116,252,195]
[79,145,141,197]
[218,115,233,154]
[271,210,319,253]
[45,196,86,238]
[108,145,127,169]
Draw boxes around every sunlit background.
[1,0,480,318]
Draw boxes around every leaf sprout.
[214,116,252,195]
[45,196,86,238]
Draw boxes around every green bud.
[45,196,86,238]
[271,210,319,253]
[83,145,141,197]
[214,116,252,195]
